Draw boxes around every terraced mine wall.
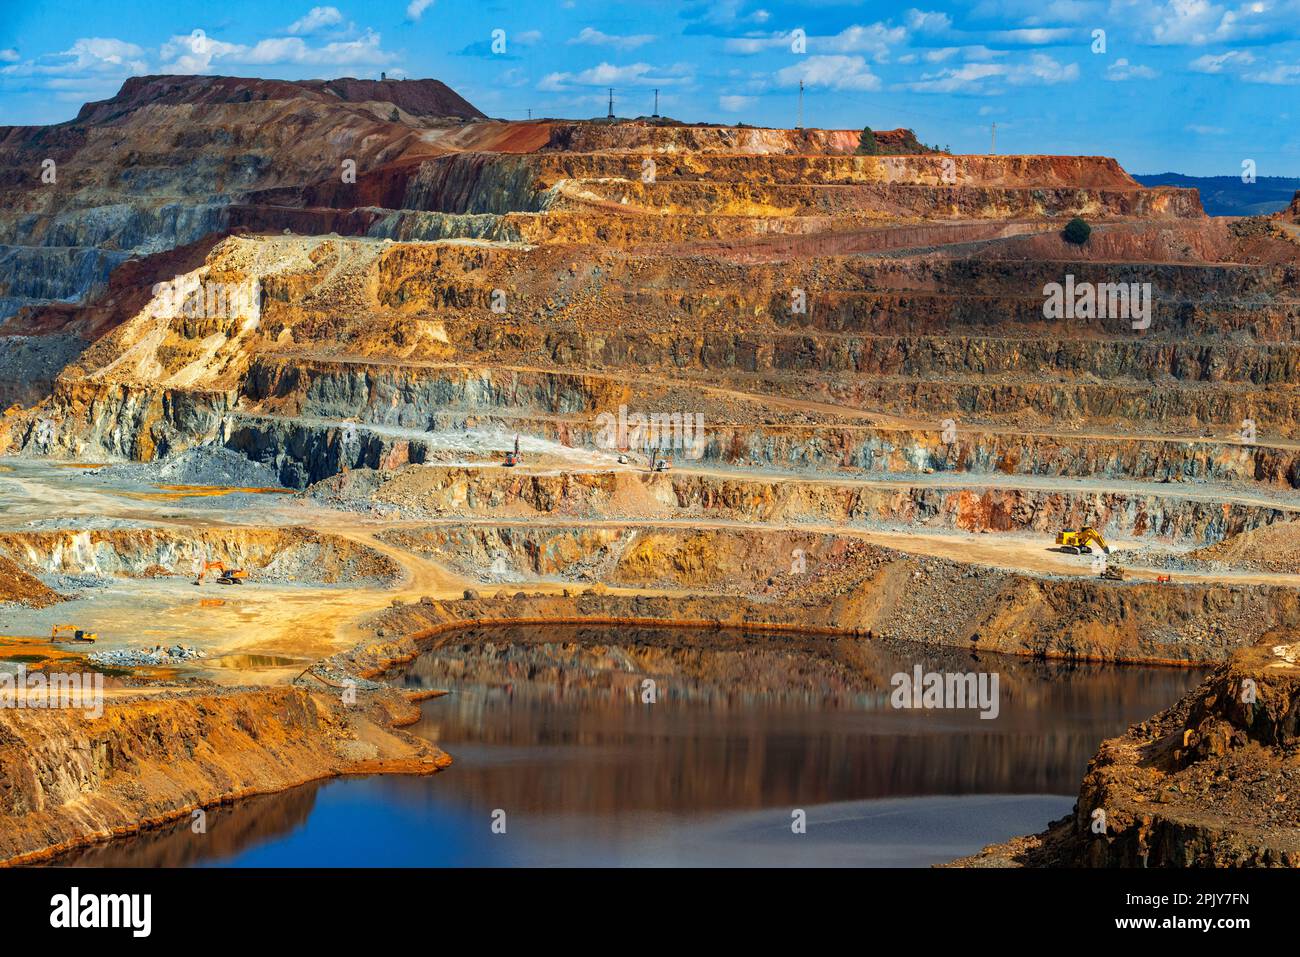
[354,574,1300,670]
[0,527,400,584]
[235,358,1300,486]
[305,464,1294,548]
[31,380,234,460]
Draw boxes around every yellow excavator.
[1056,526,1110,555]
[193,561,248,586]
[51,624,97,643]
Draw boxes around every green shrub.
[1063,217,1091,245]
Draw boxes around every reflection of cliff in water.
[41,625,1205,868]
[385,624,1206,812]
[44,782,322,867]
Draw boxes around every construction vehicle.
[1099,566,1126,581]
[650,449,671,473]
[1056,526,1110,555]
[3,403,22,417]
[51,624,97,643]
[504,435,520,467]
[1156,574,1172,584]
[193,561,248,586]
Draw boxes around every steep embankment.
[954,637,1300,867]
[0,685,448,865]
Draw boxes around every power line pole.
[527,108,531,120]
[607,88,614,120]
[991,122,996,155]
[797,80,804,130]
[653,88,659,117]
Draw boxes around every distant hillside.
[1134,173,1300,217]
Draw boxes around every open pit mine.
[1,73,1299,870]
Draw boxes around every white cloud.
[0,49,19,63]
[985,27,1078,44]
[906,9,953,33]
[970,0,1102,23]
[539,61,693,91]
[287,7,344,35]
[904,53,1078,93]
[1,37,149,77]
[159,28,396,74]
[1186,123,1227,133]
[516,30,543,46]
[1127,0,1287,45]
[568,27,656,50]
[406,0,434,22]
[727,21,907,60]
[1189,49,1255,72]
[725,31,802,54]
[719,93,756,111]
[924,45,1006,62]
[1243,62,1300,83]
[821,23,908,60]
[776,55,881,91]
[1105,57,1158,79]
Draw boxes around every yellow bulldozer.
[1056,526,1110,555]
[51,624,97,643]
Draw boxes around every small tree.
[1063,216,1091,245]
[857,126,880,155]
[389,107,401,122]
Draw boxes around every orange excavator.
[193,561,248,586]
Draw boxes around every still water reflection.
[49,625,1205,867]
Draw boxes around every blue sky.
[1,0,1298,175]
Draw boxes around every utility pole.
[653,88,659,118]
[527,108,531,120]
[991,122,996,155]
[607,88,615,120]
[797,80,804,130]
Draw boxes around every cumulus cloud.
[568,27,656,50]
[539,61,693,91]
[820,23,908,59]
[726,22,906,59]
[985,27,1079,44]
[287,7,344,35]
[1,37,148,77]
[406,0,434,22]
[1243,62,1300,83]
[923,45,1006,62]
[0,49,19,63]
[1126,0,1287,46]
[1105,58,1158,80]
[903,53,1079,93]
[776,55,881,91]
[159,28,396,74]
[719,93,756,111]
[906,9,953,33]
[1189,49,1255,72]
